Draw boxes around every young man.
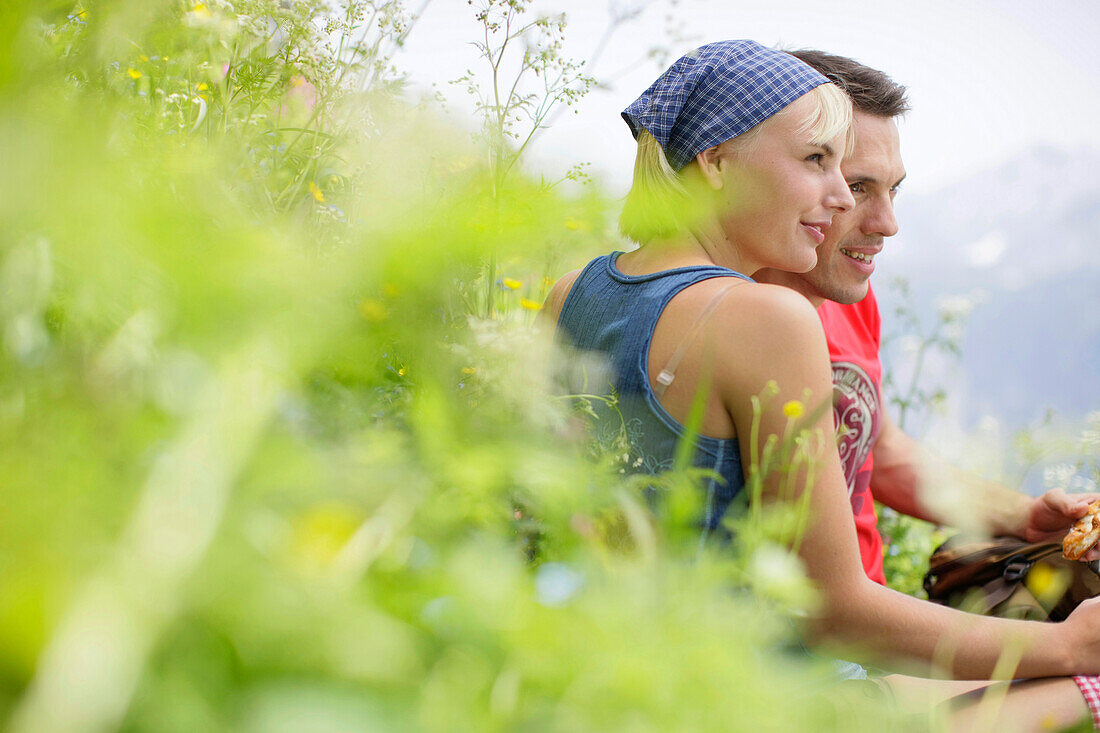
[755,50,1098,585]
[750,50,1100,728]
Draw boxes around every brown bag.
[923,535,1100,621]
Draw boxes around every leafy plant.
[878,277,974,596]
[0,2,918,731]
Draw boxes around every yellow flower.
[782,400,804,419]
[137,54,149,63]
[191,3,212,17]
[520,298,541,311]
[78,10,88,20]
[1026,562,1070,604]
[289,502,362,567]
[127,68,142,79]
[461,367,477,375]
[308,181,325,202]
[196,82,209,91]
[502,277,522,290]
[565,217,590,231]
[357,298,388,322]
[397,366,407,377]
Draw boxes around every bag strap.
[924,538,1062,601]
[971,545,1064,612]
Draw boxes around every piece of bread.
[1063,499,1100,560]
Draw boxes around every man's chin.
[836,285,871,305]
[819,279,870,306]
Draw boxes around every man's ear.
[694,145,725,190]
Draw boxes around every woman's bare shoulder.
[710,281,833,396]
[718,281,825,337]
[539,269,583,325]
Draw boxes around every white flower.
[535,563,584,607]
[748,543,815,611]
[1043,463,1076,489]
[934,290,986,322]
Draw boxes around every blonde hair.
[619,82,854,245]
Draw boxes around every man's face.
[764,112,906,305]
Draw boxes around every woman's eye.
[806,154,823,164]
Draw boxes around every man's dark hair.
[789,49,910,118]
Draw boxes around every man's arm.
[870,407,1098,543]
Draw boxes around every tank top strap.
[558,252,752,398]
[653,279,746,397]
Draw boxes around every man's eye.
[806,154,823,164]
[849,182,866,194]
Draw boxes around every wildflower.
[782,400,804,419]
[461,367,477,375]
[289,502,362,567]
[397,366,407,377]
[1026,562,1070,604]
[285,76,318,113]
[1081,412,1100,450]
[748,543,813,610]
[535,563,584,607]
[196,82,209,91]
[137,54,149,63]
[520,298,541,311]
[308,181,325,203]
[357,298,388,322]
[935,293,981,322]
[127,68,142,79]
[564,217,590,231]
[191,3,212,17]
[1043,463,1076,489]
[502,277,522,290]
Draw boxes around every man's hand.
[1022,488,1100,559]
[1059,596,1100,675]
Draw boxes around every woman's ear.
[694,145,725,190]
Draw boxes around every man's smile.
[840,248,875,264]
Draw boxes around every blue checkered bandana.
[622,40,828,171]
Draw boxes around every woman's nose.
[826,171,855,214]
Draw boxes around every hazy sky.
[397,0,1100,195]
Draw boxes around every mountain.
[875,145,1100,432]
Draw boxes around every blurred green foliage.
[9,1,1096,728]
[0,1,914,730]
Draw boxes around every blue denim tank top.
[555,251,752,534]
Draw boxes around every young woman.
[545,40,1100,729]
